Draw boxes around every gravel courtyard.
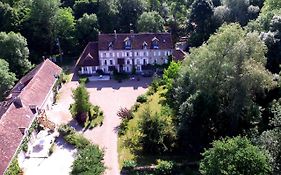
[47,77,151,175]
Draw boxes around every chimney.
[29,105,38,114]
[14,97,23,108]
[114,30,117,40]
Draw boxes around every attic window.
[152,37,159,49]
[143,42,147,49]
[108,42,113,50]
[124,37,131,50]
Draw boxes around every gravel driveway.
[47,77,151,175]
[83,78,151,175]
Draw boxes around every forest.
[1,0,281,174]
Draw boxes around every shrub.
[49,143,55,156]
[78,77,89,84]
[123,160,137,170]
[58,124,75,136]
[64,132,91,150]
[5,158,21,175]
[118,108,133,136]
[117,108,133,120]
[200,136,272,175]
[136,95,147,103]
[71,145,105,175]
[155,160,174,175]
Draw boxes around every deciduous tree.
[0,59,17,100]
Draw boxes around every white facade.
[98,49,172,74]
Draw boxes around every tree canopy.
[137,11,164,33]
[200,136,272,175]
[0,59,17,100]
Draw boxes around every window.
[110,60,113,65]
[127,60,130,65]
[124,37,131,49]
[158,51,161,56]
[137,59,140,65]
[103,53,106,57]
[136,65,141,71]
[136,52,139,56]
[143,42,148,49]
[152,37,159,49]
[117,52,119,57]
[110,52,113,57]
[143,59,146,65]
[104,60,107,65]
[126,52,129,57]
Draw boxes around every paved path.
[84,79,151,175]
[48,78,151,175]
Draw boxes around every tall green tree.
[0,32,32,77]
[97,0,119,33]
[27,0,60,58]
[117,0,148,32]
[76,13,99,46]
[73,0,98,19]
[53,8,76,55]
[0,59,17,100]
[187,0,215,47]
[137,11,165,33]
[172,24,275,153]
[200,136,272,175]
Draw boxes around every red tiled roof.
[98,33,173,51]
[172,49,187,61]
[76,42,99,67]
[0,59,62,174]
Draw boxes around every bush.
[117,108,133,120]
[5,158,21,175]
[136,95,147,103]
[71,145,105,175]
[123,160,137,170]
[49,143,55,156]
[200,136,272,175]
[78,77,89,84]
[155,160,174,175]
[58,124,75,136]
[64,132,91,150]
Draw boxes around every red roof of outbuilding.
[0,59,62,174]
[172,49,186,61]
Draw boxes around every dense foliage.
[200,136,272,175]
[0,59,16,100]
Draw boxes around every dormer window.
[124,37,131,50]
[151,37,159,49]
[143,42,148,49]
[108,42,113,50]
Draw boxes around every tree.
[71,145,105,175]
[117,0,148,32]
[187,0,215,47]
[97,0,119,33]
[137,11,165,33]
[0,2,17,32]
[76,13,99,47]
[53,8,76,55]
[70,83,91,124]
[27,0,60,57]
[200,136,272,175]
[0,32,32,77]
[73,0,98,19]
[0,59,17,100]
[222,0,257,26]
[172,24,275,154]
